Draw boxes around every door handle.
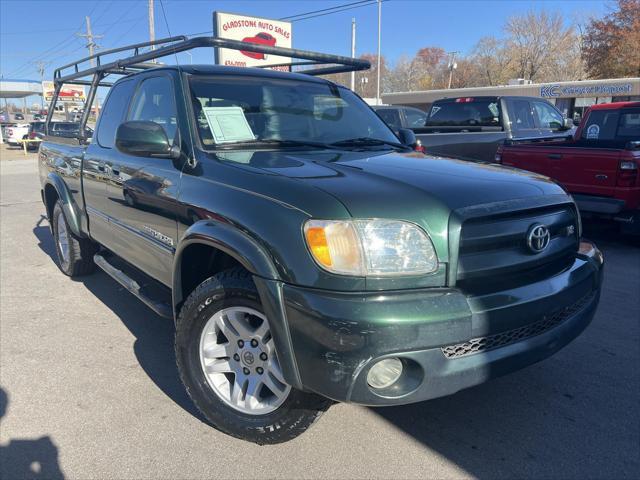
[548,154,562,160]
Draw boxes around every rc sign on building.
[213,12,292,71]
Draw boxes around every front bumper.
[277,242,603,406]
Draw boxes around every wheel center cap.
[242,350,255,366]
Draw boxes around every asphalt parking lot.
[1,144,638,479]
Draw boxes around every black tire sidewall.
[176,272,328,444]
[52,201,72,275]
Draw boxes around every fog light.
[367,358,403,389]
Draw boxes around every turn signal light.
[304,226,332,267]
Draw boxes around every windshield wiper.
[329,137,409,150]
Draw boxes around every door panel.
[104,154,181,286]
[101,74,182,286]
[83,78,136,246]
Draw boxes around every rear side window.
[617,110,640,139]
[581,110,620,141]
[426,100,500,127]
[376,109,402,129]
[96,79,135,148]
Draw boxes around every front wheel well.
[178,243,245,307]
[43,183,59,223]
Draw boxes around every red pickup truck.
[496,102,640,234]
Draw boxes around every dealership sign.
[42,81,86,103]
[213,12,292,71]
[540,83,633,98]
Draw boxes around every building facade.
[382,77,640,122]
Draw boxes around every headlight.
[304,219,438,276]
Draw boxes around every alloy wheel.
[199,306,291,415]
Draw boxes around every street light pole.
[149,0,156,50]
[350,18,356,92]
[376,0,381,105]
[447,51,458,89]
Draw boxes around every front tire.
[51,200,96,276]
[175,268,330,444]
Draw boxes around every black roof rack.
[46,35,370,138]
[53,35,370,84]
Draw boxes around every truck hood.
[212,149,568,261]
[221,148,564,212]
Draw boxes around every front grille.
[457,204,579,288]
[441,292,595,359]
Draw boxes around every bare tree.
[505,11,577,82]
[470,36,512,86]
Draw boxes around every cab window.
[376,109,402,130]
[404,108,426,128]
[506,99,535,131]
[128,76,178,142]
[96,79,135,148]
[533,101,563,129]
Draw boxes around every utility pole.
[76,17,103,120]
[31,60,50,108]
[350,18,356,92]
[376,0,381,105]
[447,51,458,89]
[76,16,103,67]
[148,0,156,49]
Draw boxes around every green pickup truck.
[39,37,603,444]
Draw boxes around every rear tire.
[175,267,330,444]
[51,200,96,276]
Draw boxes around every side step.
[94,253,173,319]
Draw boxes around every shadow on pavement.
[0,387,65,480]
[32,218,206,424]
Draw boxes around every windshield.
[189,76,398,149]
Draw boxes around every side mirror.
[115,121,179,159]
[397,128,417,147]
[561,118,573,130]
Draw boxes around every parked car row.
[496,101,640,234]
[3,121,93,150]
[373,97,638,233]
[373,95,574,163]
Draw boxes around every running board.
[93,253,173,319]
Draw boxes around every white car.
[5,124,30,146]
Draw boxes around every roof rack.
[53,35,370,84]
[46,35,370,138]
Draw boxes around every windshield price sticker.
[202,106,255,144]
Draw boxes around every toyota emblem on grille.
[526,224,550,253]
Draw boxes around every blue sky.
[1,0,609,101]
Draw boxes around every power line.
[280,0,373,20]
[5,1,102,78]
[286,0,387,23]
